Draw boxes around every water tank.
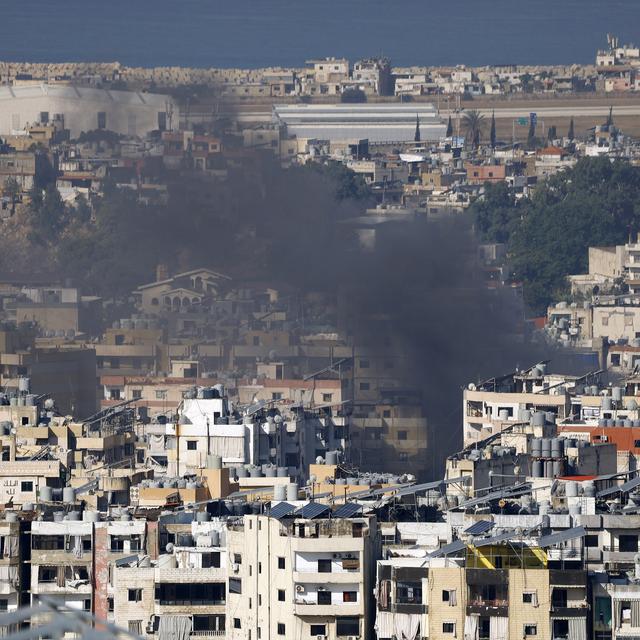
[5,512,17,523]
[273,485,287,501]
[201,388,214,400]
[541,438,551,458]
[531,411,545,427]
[120,512,132,521]
[602,397,613,411]
[67,511,81,521]
[553,460,564,477]
[346,477,358,485]
[286,483,299,502]
[532,460,543,478]
[62,487,76,504]
[25,394,37,407]
[249,466,263,478]
[566,481,578,497]
[264,465,277,478]
[195,511,210,522]
[498,409,509,421]
[213,384,225,398]
[139,556,151,568]
[277,467,288,478]
[83,511,100,522]
[9,397,17,407]
[325,451,338,466]
[53,511,65,522]
[158,554,177,569]
[598,419,607,427]
[177,533,193,547]
[583,481,596,497]
[18,377,30,394]
[590,385,599,396]
[612,387,623,402]
[551,438,563,458]
[207,455,222,470]
[17,397,25,407]
[39,486,53,502]
[210,530,220,547]
[606,418,615,427]
[186,482,198,490]
[22,502,33,512]
[335,478,347,486]
[545,411,556,424]
[616,419,625,427]
[235,466,248,479]
[539,501,550,515]
[530,438,542,457]
[545,461,554,478]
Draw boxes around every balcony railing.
[190,632,225,638]
[468,599,508,608]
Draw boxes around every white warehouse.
[0,85,177,138]
[273,102,446,143]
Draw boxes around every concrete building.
[0,85,177,138]
[226,512,378,640]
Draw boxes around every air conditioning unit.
[296,585,305,593]
[232,563,240,573]
[145,623,154,634]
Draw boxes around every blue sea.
[1,0,639,69]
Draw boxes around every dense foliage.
[472,157,640,314]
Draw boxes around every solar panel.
[268,502,296,520]
[459,483,532,508]
[620,475,640,493]
[428,539,466,558]
[464,520,494,536]
[333,502,363,518]
[472,531,517,547]
[294,502,330,519]
[537,526,586,548]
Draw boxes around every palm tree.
[463,110,485,148]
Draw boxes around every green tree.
[527,120,537,149]
[490,111,496,149]
[462,110,485,148]
[547,125,557,141]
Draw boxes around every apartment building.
[226,512,379,640]
[113,517,226,638]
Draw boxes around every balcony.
[190,632,225,638]
[466,600,509,617]
[550,606,589,617]
[602,546,638,565]
[293,602,361,617]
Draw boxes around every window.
[258,562,262,574]
[359,359,370,369]
[107,597,114,612]
[278,589,285,602]
[552,589,567,608]
[442,622,456,635]
[20,481,33,492]
[442,589,450,602]
[132,390,142,400]
[187,441,197,451]
[383,409,391,418]
[233,553,242,564]
[128,589,142,602]
[277,556,285,569]
[523,592,533,603]
[318,559,332,573]
[83,600,91,611]
[272,392,283,400]
[155,390,167,400]
[229,578,242,594]
[619,534,638,553]
[343,591,357,603]
[277,624,285,636]
[322,393,333,403]
[317,591,331,605]
[399,453,409,462]
[397,431,407,441]
[336,617,359,636]
[97,111,107,129]
[359,382,370,391]
[233,619,241,629]
[310,625,326,636]
[524,624,537,636]
[258,594,262,606]
[585,534,599,547]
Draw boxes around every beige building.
[227,513,378,640]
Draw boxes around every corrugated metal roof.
[472,530,517,547]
